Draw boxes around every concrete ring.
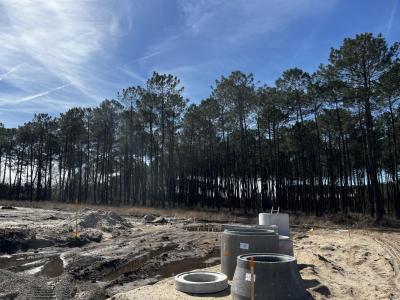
[174,271,228,294]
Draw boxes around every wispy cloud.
[0,0,133,107]
[3,49,166,105]
[387,0,398,35]
[0,65,22,81]
[141,0,336,101]
[178,0,336,44]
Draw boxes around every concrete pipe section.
[221,229,278,280]
[174,271,228,294]
[222,224,278,234]
[231,253,307,300]
[259,213,290,236]
[279,235,294,256]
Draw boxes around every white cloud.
[178,0,336,44]
[0,0,131,106]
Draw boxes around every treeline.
[0,33,399,219]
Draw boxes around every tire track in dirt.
[373,233,400,298]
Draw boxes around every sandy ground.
[111,228,400,300]
[1,202,400,300]
[111,265,230,300]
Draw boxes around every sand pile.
[67,210,133,232]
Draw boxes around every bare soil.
[1,201,400,300]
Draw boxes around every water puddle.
[0,252,40,271]
[0,252,64,278]
[41,255,64,277]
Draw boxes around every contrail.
[0,65,22,81]
[120,50,166,68]
[387,0,398,35]
[11,50,165,103]
[17,83,72,103]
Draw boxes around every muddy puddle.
[41,255,64,277]
[0,252,64,278]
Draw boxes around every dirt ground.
[1,201,400,300]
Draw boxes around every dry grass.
[1,199,399,229]
[290,211,400,230]
[0,199,255,223]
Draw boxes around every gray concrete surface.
[221,229,278,279]
[174,271,228,294]
[231,253,307,300]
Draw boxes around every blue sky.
[0,0,399,127]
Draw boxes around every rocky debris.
[142,215,170,224]
[152,216,167,224]
[142,214,156,223]
[44,215,61,221]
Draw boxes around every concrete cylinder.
[259,213,290,236]
[221,229,278,280]
[279,235,294,256]
[175,271,228,294]
[231,253,307,300]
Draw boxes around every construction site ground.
[1,200,400,300]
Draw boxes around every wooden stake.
[251,256,255,300]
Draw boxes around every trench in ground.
[0,247,220,284]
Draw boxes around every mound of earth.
[66,210,133,233]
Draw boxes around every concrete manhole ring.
[174,271,228,294]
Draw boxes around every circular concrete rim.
[174,271,228,294]
[238,253,295,263]
[223,229,275,235]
